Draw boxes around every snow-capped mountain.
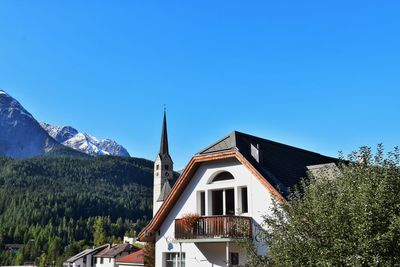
[40,122,130,157]
[0,89,130,158]
[0,90,58,158]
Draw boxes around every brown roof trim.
[138,150,284,242]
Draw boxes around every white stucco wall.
[155,158,275,266]
[95,257,116,267]
[71,258,84,267]
[67,251,96,267]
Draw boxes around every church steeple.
[153,110,173,216]
[159,111,169,157]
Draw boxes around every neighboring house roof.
[94,243,138,258]
[138,131,338,242]
[116,250,144,265]
[65,245,108,263]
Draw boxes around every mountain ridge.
[0,89,59,158]
[0,89,130,158]
[40,122,130,157]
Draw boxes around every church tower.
[153,111,173,216]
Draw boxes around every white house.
[63,245,108,267]
[94,243,138,267]
[138,114,337,266]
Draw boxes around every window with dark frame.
[241,187,248,213]
[200,191,205,216]
[212,190,223,215]
[230,252,239,265]
[225,189,235,215]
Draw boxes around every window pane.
[165,253,185,267]
[212,171,234,182]
[212,190,223,215]
[200,191,205,216]
[225,189,235,215]
[241,187,248,213]
[181,253,186,267]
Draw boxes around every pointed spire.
[159,110,169,156]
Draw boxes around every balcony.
[175,215,252,240]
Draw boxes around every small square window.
[165,252,185,267]
[230,252,239,265]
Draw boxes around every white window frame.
[197,191,206,216]
[165,252,185,267]
[237,186,249,215]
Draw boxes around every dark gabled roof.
[65,245,108,263]
[94,243,137,258]
[157,180,172,202]
[199,131,339,197]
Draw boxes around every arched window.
[211,171,234,182]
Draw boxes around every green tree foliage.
[0,156,154,266]
[244,146,400,266]
[47,237,62,265]
[93,217,108,246]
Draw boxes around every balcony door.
[211,188,235,215]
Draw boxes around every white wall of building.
[65,251,97,267]
[95,257,116,267]
[73,257,85,267]
[155,158,275,267]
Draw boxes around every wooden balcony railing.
[175,215,252,240]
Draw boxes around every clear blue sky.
[1,1,399,169]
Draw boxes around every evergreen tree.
[93,217,108,246]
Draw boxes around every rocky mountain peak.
[0,89,130,158]
[0,90,57,158]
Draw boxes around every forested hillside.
[0,156,155,266]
